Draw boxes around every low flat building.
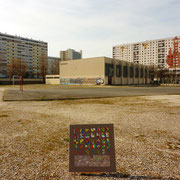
[45,75,60,84]
[59,57,150,85]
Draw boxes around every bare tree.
[17,60,27,77]
[149,65,169,84]
[7,59,16,79]
[7,58,27,79]
[39,52,48,83]
[149,65,158,83]
[157,68,165,83]
[156,68,168,84]
[166,70,173,84]
[51,60,59,74]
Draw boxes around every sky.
[0,0,180,58]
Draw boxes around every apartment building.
[0,32,48,78]
[113,36,180,70]
[60,49,82,61]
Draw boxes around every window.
[123,66,128,78]
[130,67,134,78]
[105,63,114,77]
[116,65,121,77]
[135,67,139,78]
[140,68,144,78]
[105,63,108,76]
[145,69,147,78]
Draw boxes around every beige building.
[59,57,150,85]
[113,36,180,70]
[45,75,60,84]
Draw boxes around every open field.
[0,86,180,179]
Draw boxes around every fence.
[0,78,44,85]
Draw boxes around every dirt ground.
[0,87,180,180]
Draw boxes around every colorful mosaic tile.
[91,128,95,132]
[106,132,109,137]
[74,139,79,144]
[102,132,106,138]
[91,132,95,138]
[80,139,84,144]
[96,132,100,138]
[85,128,89,132]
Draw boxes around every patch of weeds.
[153,130,168,137]
[0,114,8,118]
[40,129,69,153]
[167,141,180,150]
[42,138,65,152]
[40,96,52,101]
[64,98,76,101]
[156,149,164,157]
[130,108,137,111]
[0,111,9,118]
[63,137,69,143]
[39,114,51,118]
[135,134,147,142]
[40,96,46,101]
[62,99,116,105]
[92,99,115,104]
[17,119,33,125]
[117,167,129,175]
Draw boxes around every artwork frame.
[69,124,116,172]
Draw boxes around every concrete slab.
[3,86,180,101]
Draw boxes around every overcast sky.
[0,0,180,58]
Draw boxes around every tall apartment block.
[113,36,180,70]
[0,32,48,78]
[60,49,82,61]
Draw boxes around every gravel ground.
[0,87,180,180]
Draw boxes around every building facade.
[113,36,180,70]
[48,56,61,75]
[59,57,150,85]
[60,49,82,61]
[0,32,48,78]
[46,75,60,84]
